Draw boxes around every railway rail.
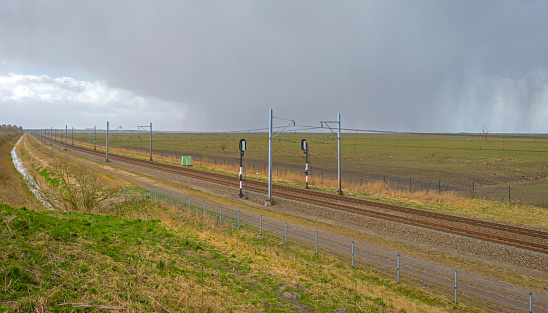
[40,136,548,255]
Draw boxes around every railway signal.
[238,138,246,198]
[301,139,310,189]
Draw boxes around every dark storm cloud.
[1,0,547,132]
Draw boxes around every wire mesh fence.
[32,129,548,208]
[109,184,548,313]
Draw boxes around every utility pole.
[105,121,109,162]
[94,126,96,150]
[266,109,274,206]
[64,125,67,150]
[320,113,343,195]
[71,127,74,145]
[337,113,342,195]
[137,122,153,161]
[265,109,295,205]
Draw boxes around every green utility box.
[181,156,192,166]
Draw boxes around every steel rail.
[42,136,548,254]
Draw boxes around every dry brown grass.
[66,138,548,229]
[0,134,42,210]
[112,201,456,313]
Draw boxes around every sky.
[1,1,548,133]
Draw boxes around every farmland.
[65,131,548,207]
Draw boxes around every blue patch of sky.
[9,62,91,82]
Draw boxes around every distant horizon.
[21,126,548,136]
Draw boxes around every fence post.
[315,231,318,255]
[351,241,354,269]
[124,186,127,202]
[529,292,532,313]
[284,222,287,244]
[397,254,400,283]
[154,187,157,200]
[472,182,475,199]
[147,185,149,199]
[438,179,441,194]
[219,206,222,223]
[238,209,240,229]
[260,215,262,236]
[508,185,511,203]
[203,201,205,216]
[165,190,167,202]
[454,270,458,304]
[409,177,412,193]
[177,192,179,207]
[188,196,191,212]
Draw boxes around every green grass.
[69,132,548,185]
[0,202,461,312]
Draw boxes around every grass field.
[2,200,471,312]
[10,133,546,312]
[3,134,459,312]
[59,131,548,207]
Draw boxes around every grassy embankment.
[2,136,466,312]
[61,132,548,229]
[1,200,472,312]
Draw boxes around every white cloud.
[0,73,205,130]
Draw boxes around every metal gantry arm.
[320,113,343,195]
[138,122,153,161]
[266,109,296,206]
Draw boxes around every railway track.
[41,136,548,255]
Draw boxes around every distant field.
[60,131,548,206]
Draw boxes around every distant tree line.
[0,124,23,134]
[0,124,23,146]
